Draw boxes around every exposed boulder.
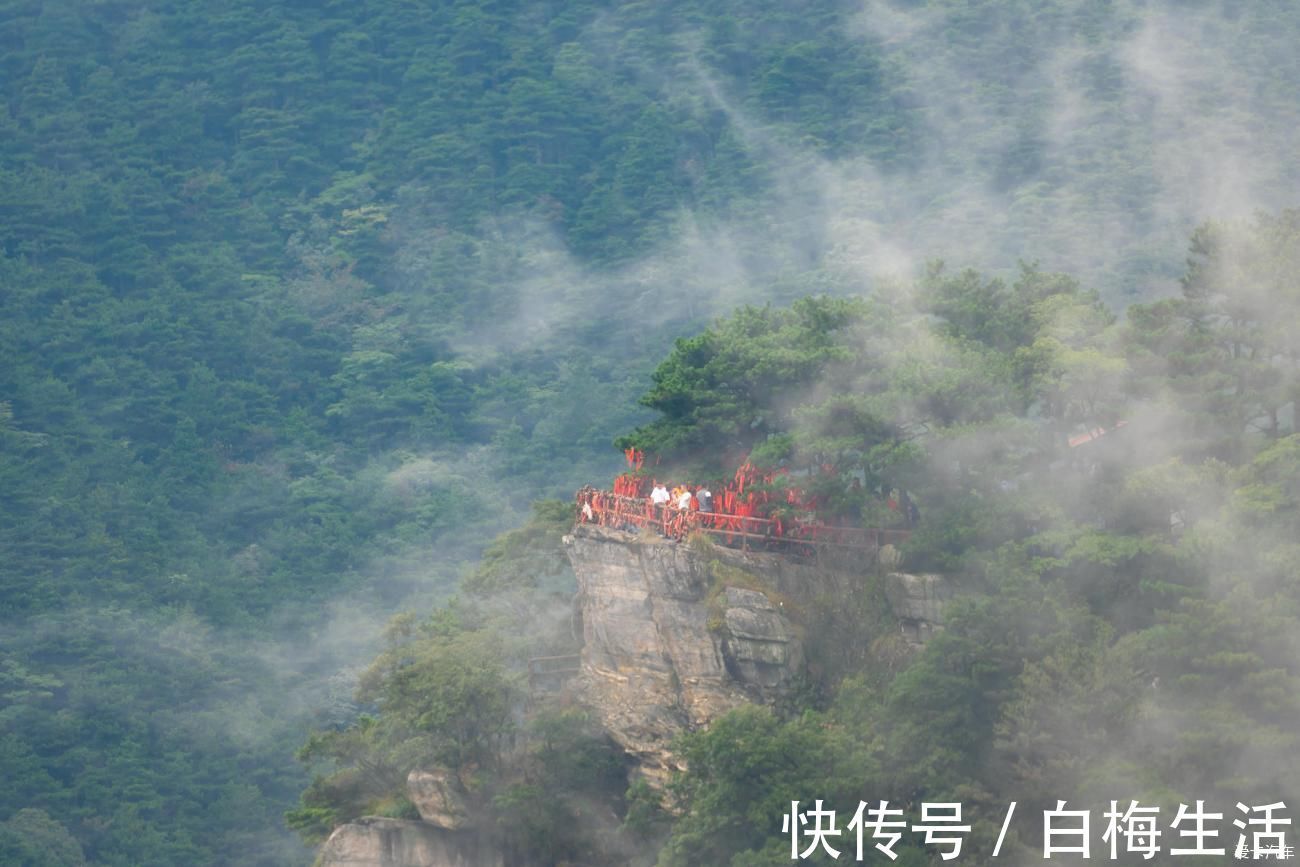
[720,586,802,688]
[315,817,501,867]
[884,572,952,644]
[406,768,469,830]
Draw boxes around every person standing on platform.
[650,482,669,519]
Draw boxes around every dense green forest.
[297,213,1300,865]
[2,0,1300,863]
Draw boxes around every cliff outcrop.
[317,524,951,866]
[315,770,500,867]
[315,817,502,867]
[884,571,952,644]
[563,524,950,786]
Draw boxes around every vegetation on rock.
[3,0,1300,863]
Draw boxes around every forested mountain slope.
[300,212,1300,864]
[2,0,1299,864]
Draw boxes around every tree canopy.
[3,0,1300,862]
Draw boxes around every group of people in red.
[578,450,915,550]
[581,449,821,542]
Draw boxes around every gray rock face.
[406,769,469,830]
[315,818,501,867]
[721,587,802,687]
[564,526,840,786]
[564,526,954,788]
[884,572,952,644]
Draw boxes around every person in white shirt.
[650,483,670,522]
[677,487,693,510]
[650,484,670,505]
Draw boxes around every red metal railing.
[575,487,910,552]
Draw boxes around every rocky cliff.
[317,524,951,866]
[883,571,952,644]
[316,771,500,867]
[315,818,501,867]
[563,524,950,787]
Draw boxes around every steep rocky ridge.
[563,524,951,787]
[317,525,951,866]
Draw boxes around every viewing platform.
[574,487,910,554]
